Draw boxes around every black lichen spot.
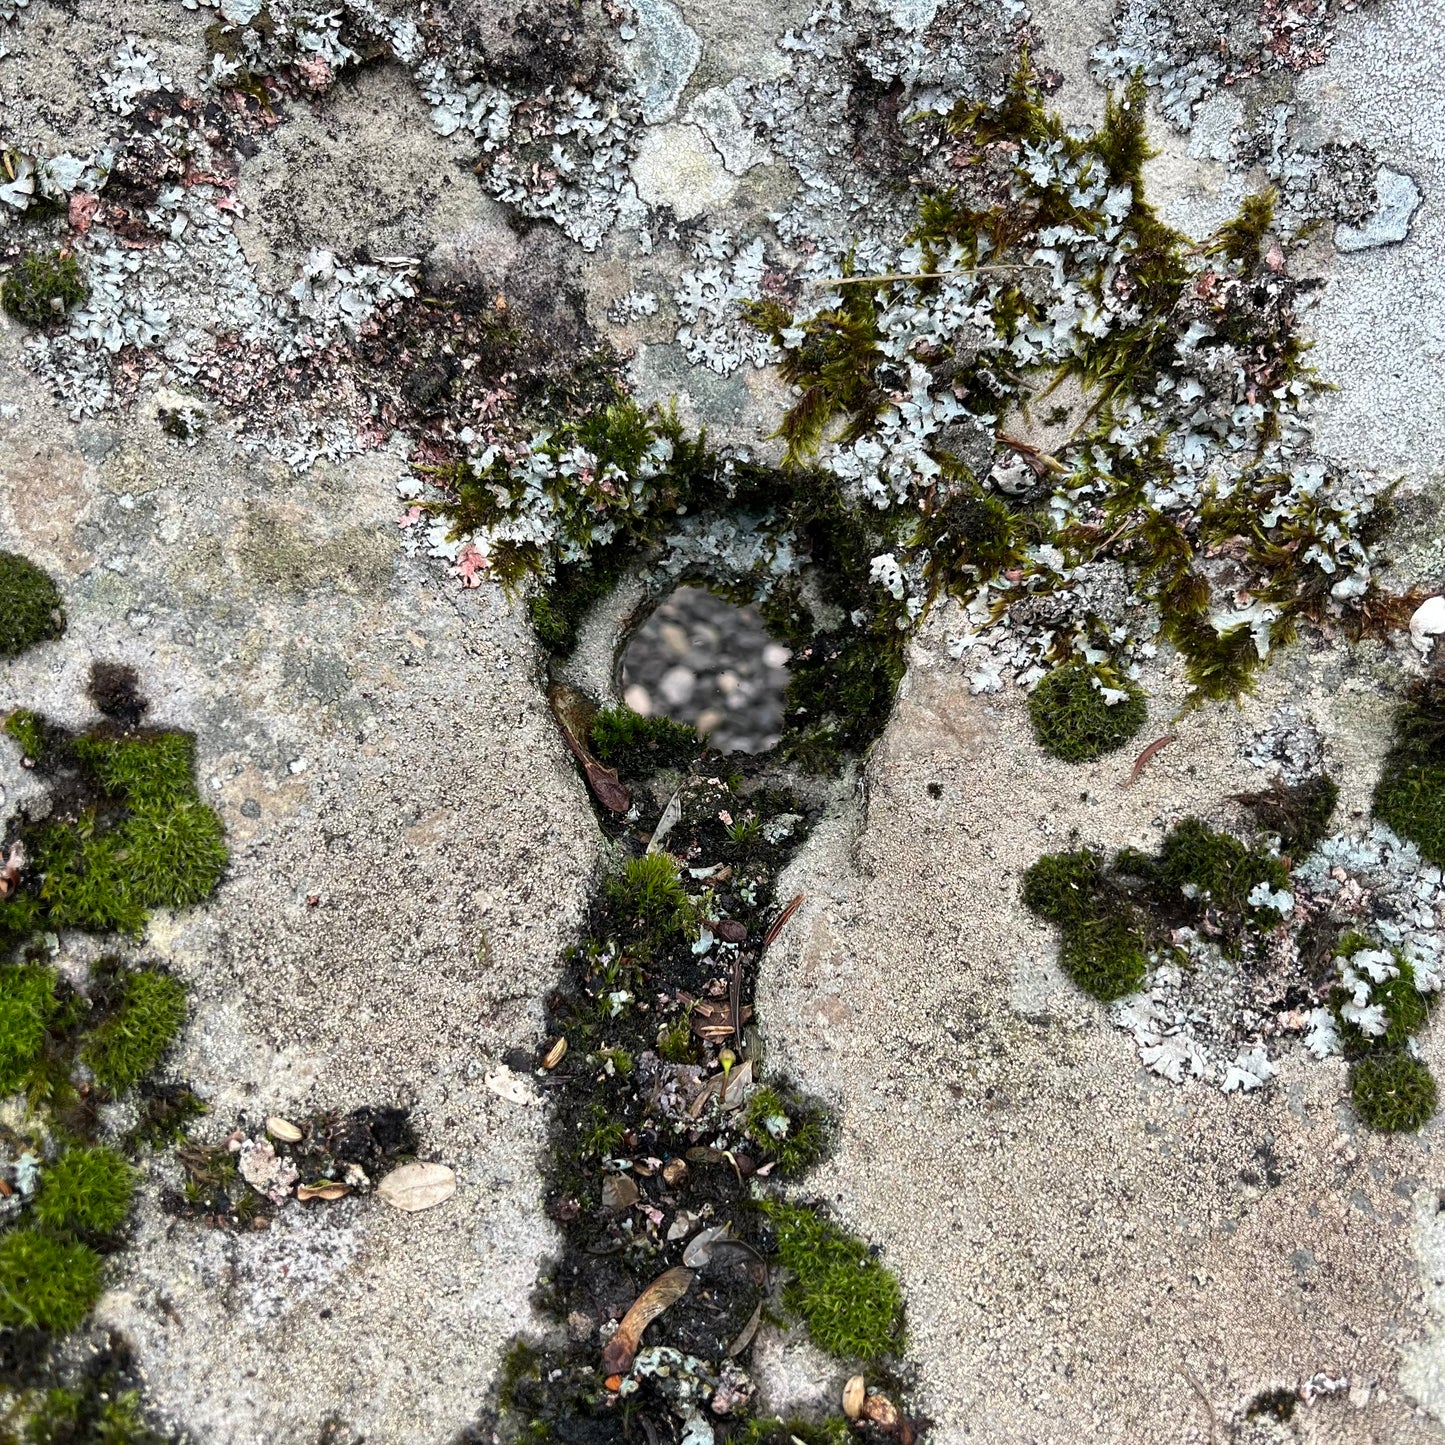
[0,551,65,659]
[88,662,149,728]
[1028,660,1147,764]
[1236,774,1338,856]
[1246,1386,1298,1422]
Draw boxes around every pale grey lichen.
[1110,820,1444,1094]
[673,232,781,376]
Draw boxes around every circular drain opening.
[620,585,791,755]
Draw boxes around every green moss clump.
[8,723,228,943]
[589,707,699,774]
[603,854,696,955]
[1157,817,1290,919]
[73,733,229,910]
[733,1419,854,1445]
[34,1147,135,1235]
[744,1086,831,1176]
[1028,661,1147,763]
[1021,849,1148,1001]
[1350,1052,1437,1133]
[5,708,51,762]
[0,553,65,659]
[1374,675,1445,864]
[1,252,89,327]
[0,1229,103,1332]
[23,1384,165,1445]
[762,1201,905,1362]
[81,969,186,1094]
[0,963,62,1095]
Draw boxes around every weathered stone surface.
[2,0,1444,1439]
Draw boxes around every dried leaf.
[549,684,630,813]
[647,791,683,853]
[486,1066,540,1105]
[541,1037,568,1070]
[716,919,747,944]
[377,1161,456,1213]
[1124,734,1175,788]
[297,1181,349,1201]
[601,1174,640,1212]
[763,893,804,947]
[661,1158,687,1188]
[599,1266,694,1375]
[266,1115,303,1143]
[681,1223,735,1267]
[728,1302,763,1358]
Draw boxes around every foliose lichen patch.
[1025,753,1445,1134]
[743,66,1415,710]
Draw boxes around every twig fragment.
[763,893,805,948]
[1124,734,1176,788]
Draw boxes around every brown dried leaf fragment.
[297,1181,349,1202]
[763,893,805,947]
[549,684,630,813]
[599,1265,695,1375]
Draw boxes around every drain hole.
[621,585,790,755]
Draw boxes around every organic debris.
[170,1104,417,1226]
[376,1161,456,1213]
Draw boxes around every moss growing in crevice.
[1374,672,1445,864]
[430,389,913,776]
[589,708,700,776]
[762,1201,906,1363]
[0,553,65,660]
[1028,660,1147,763]
[467,463,919,1437]
[1,251,88,328]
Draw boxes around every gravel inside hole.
[621,585,790,755]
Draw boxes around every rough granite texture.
[2,0,1444,1442]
